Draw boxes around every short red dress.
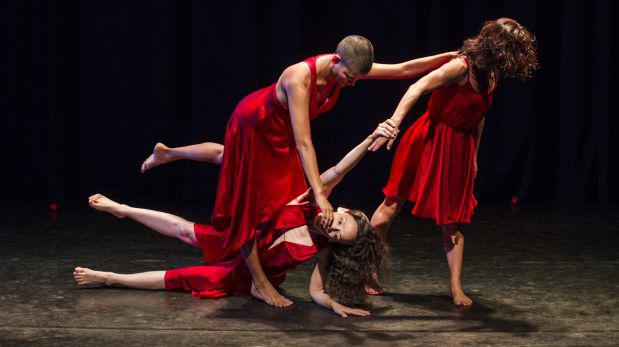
[164,204,328,299]
[384,58,493,225]
[211,55,340,260]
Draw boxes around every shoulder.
[314,246,332,263]
[281,62,311,90]
[437,57,469,77]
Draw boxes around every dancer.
[140,35,455,307]
[369,18,539,306]
[75,121,394,317]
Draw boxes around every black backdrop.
[2,0,617,208]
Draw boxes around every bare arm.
[474,117,485,156]
[309,248,371,318]
[283,70,333,228]
[320,120,396,196]
[368,58,468,151]
[473,117,485,176]
[363,51,457,80]
[287,120,396,206]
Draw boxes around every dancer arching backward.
[368,18,539,306]
[140,35,455,307]
[76,121,394,317]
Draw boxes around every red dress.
[211,55,340,260]
[164,204,328,299]
[384,58,493,225]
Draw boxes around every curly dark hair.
[326,209,389,305]
[459,17,539,92]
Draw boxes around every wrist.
[313,189,325,198]
[390,116,402,126]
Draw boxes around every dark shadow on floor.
[384,292,539,333]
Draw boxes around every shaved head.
[335,35,374,74]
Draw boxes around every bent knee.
[215,146,224,165]
[175,221,195,239]
[441,225,463,247]
[380,198,404,216]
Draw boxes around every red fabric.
[210,55,340,261]
[384,59,493,225]
[164,205,327,299]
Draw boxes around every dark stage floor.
[0,202,617,346]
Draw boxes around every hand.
[290,188,312,206]
[332,301,371,318]
[368,119,400,151]
[314,193,333,232]
[369,119,398,141]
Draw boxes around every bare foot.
[88,194,126,218]
[74,267,111,286]
[450,282,473,307]
[364,273,385,295]
[250,281,293,308]
[141,142,171,173]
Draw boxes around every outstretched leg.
[441,223,473,307]
[141,142,224,173]
[88,194,198,247]
[74,267,165,290]
[367,196,405,294]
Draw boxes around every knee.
[215,146,224,165]
[374,198,403,221]
[441,224,463,248]
[175,221,194,240]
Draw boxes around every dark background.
[2,0,617,210]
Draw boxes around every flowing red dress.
[210,55,340,260]
[384,58,493,225]
[164,204,328,299]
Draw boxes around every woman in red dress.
[75,121,394,317]
[369,18,539,306]
[140,36,456,307]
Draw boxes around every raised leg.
[441,223,473,306]
[88,194,198,247]
[141,142,224,173]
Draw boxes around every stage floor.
[0,202,617,346]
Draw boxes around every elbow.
[309,289,322,302]
[406,84,423,99]
[403,65,421,78]
[295,141,313,153]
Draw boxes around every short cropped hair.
[335,35,374,74]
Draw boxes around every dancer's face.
[315,209,359,244]
[332,62,363,87]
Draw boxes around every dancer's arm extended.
[474,117,485,176]
[309,249,370,318]
[363,51,457,80]
[368,57,468,151]
[320,120,396,196]
[288,119,396,206]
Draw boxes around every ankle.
[253,278,272,290]
[103,272,115,286]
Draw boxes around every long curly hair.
[459,17,539,92]
[326,209,389,305]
